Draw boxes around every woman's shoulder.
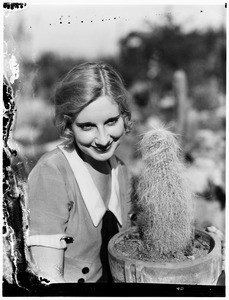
[29,147,68,177]
[37,147,65,165]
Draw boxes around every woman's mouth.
[92,142,113,153]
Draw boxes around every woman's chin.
[89,150,115,161]
[90,144,119,161]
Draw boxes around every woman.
[26,62,132,283]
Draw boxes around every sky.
[3,2,227,61]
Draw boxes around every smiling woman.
[26,62,132,283]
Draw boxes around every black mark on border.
[3,2,27,10]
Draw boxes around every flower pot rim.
[108,226,222,269]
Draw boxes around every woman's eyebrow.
[106,114,121,121]
[75,121,95,126]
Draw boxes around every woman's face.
[72,95,125,162]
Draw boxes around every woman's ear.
[123,115,132,134]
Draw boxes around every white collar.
[58,145,122,227]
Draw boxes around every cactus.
[135,126,195,257]
[173,70,188,149]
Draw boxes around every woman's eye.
[107,117,119,126]
[107,120,117,126]
[79,125,93,131]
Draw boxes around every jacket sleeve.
[26,161,70,249]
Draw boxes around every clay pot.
[108,227,222,284]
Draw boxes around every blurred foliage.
[22,55,85,101]
[18,15,225,105]
[117,15,226,94]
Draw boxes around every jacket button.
[82,267,89,274]
[78,278,85,283]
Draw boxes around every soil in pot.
[114,229,210,263]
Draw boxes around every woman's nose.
[95,128,109,146]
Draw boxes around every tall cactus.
[173,70,188,149]
[135,127,195,256]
